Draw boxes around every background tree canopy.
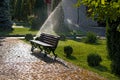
[0,0,12,30]
[10,0,36,21]
[76,0,120,23]
[10,0,61,29]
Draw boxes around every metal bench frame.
[30,33,60,59]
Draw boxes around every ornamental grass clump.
[85,32,98,44]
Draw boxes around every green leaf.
[117,24,120,32]
[101,0,105,5]
[113,2,119,8]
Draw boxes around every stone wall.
[62,0,98,30]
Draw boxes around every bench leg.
[44,53,47,57]
[39,46,43,53]
[30,42,36,52]
[43,47,51,57]
[52,50,57,60]
[31,45,35,52]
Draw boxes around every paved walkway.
[0,37,106,80]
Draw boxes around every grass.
[55,39,120,80]
[0,27,38,36]
[7,26,119,80]
[23,36,120,80]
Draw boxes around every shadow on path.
[0,37,6,46]
[31,52,69,68]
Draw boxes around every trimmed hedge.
[64,46,73,57]
[25,34,33,41]
[87,53,102,66]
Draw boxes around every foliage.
[31,0,47,29]
[25,34,33,41]
[0,0,12,30]
[56,40,120,80]
[27,15,35,26]
[111,61,120,75]
[51,0,61,11]
[71,30,77,40]
[24,39,119,79]
[76,0,120,22]
[87,53,102,66]
[10,0,47,22]
[64,46,73,57]
[10,0,62,29]
[10,0,36,21]
[59,34,66,41]
[84,32,98,44]
[0,28,38,36]
[31,18,42,29]
[0,26,12,31]
[76,0,120,75]
[106,20,120,75]
[34,0,44,9]
[35,37,40,40]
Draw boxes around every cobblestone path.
[0,37,106,80]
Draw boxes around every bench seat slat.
[30,40,53,47]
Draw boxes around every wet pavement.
[0,37,106,80]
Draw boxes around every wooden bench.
[30,33,60,59]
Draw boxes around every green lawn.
[55,39,120,80]
[0,28,38,36]
[7,27,119,80]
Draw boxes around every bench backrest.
[38,33,60,48]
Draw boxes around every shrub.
[106,20,120,75]
[60,34,66,41]
[111,61,120,75]
[35,37,40,40]
[73,32,76,40]
[25,34,33,41]
[87,53,102,66]
[85,32,97,44]
[64,46,73,57]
